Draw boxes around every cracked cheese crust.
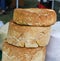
[2,42,46,61]
[6,21,51,47]
[13,8,57,26]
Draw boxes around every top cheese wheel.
[13,8,57,26]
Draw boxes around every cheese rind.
[2,42,46,61]
[13,8,57,26]
[6,21,51,47]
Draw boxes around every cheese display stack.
[2,8,57,61]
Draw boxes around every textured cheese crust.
[13,8,57,26]
[2,42,46,61]
[6,21,51,47]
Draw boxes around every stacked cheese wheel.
[2,8,57,61]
